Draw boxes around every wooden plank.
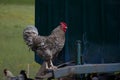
[54,63,120,78]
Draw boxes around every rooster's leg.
[48,60,57,70]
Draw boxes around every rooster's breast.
[47,34,65,55]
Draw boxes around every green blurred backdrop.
[0,0,40,79]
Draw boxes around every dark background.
[35,0,120,64]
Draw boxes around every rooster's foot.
[46,66,57,73]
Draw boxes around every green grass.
[0,4,40,79]
[0,0,34,5]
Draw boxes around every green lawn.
[0,3,40,79]
[0,0,34,5]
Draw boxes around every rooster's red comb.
[60,22,67,27]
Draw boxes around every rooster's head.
[60,22,67,32]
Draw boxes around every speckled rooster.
[23,22,67,79]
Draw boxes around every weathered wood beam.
[53,63,120,78]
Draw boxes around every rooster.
[23,22,67,79]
